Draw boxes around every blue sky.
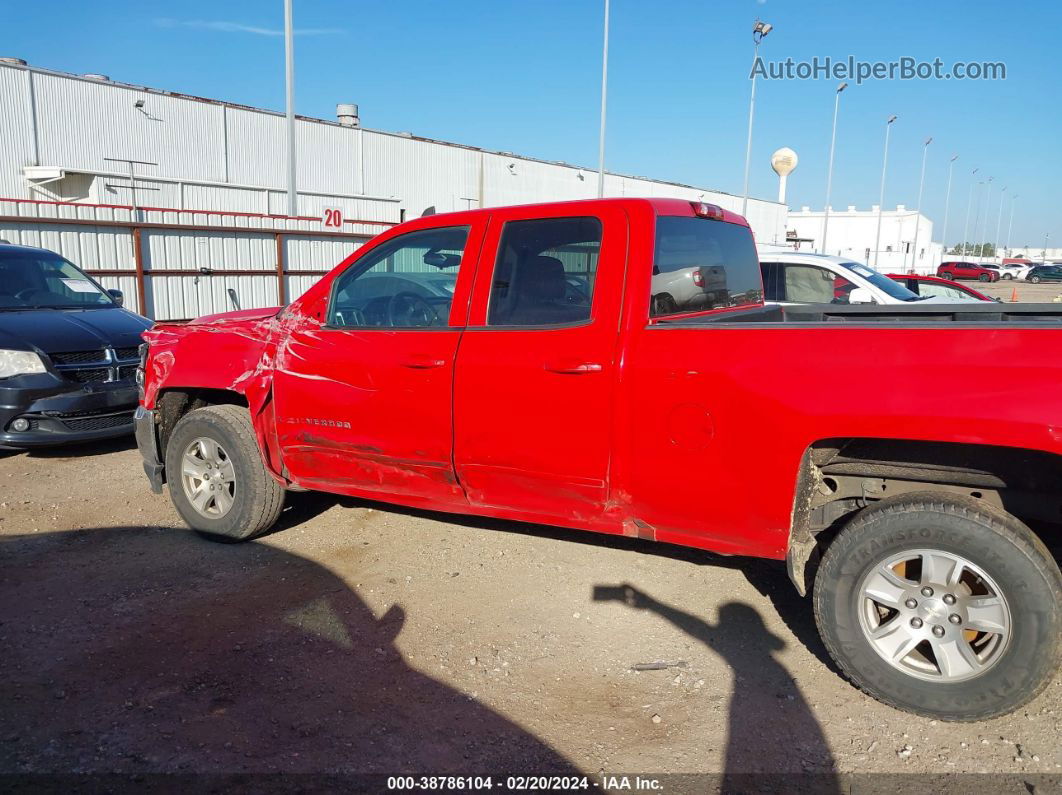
[4,0,1060,247]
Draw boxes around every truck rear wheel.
[813,492,1061,720]
[165,404,285,542]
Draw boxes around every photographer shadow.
[595,584,838,792]
[0,525,581,777]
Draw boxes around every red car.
[136,198,1062,722]
[887,273,996,302]
[937,261,1000,282]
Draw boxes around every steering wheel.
[386,291,438,327]
[14,288,43,301]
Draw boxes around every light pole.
[596,0,610,198]
[910,136,932,273]
[960,168,978,258]
[872,114,897,268]
[284,0,297,216]
[940,154,958,258]
[993,185,1006,264]
[1045,232,1051,263]
[977,176,993,262]
[1006,195,1017,257]
[741,19,773,218]
[820,81,847,254]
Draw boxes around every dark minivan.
[0,243,151,449]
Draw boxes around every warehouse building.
[786,205,943,274]
[0,58,787,319]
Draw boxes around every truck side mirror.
[106,289,124,307]
[848,286,876,305]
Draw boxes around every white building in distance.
[787,205,942,274]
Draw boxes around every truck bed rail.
[656,303,1062,327]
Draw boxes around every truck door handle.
[401,356,447,369]
[544,360,604,374]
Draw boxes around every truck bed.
[660,303,1062,326]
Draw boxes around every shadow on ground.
[295,491,839,674]
[0,525,581,775]
[594,584,838,790]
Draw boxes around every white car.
[757,251,949,305]
[983,263,1028,280]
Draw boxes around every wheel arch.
[786,436,1062,595]
[155,386,286,487]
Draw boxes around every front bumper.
[134,406,165,493]
[0,374,139,450]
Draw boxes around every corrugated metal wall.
[0,199,375,320]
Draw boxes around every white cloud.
[154,18,344,36]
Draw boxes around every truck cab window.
[328,226,468,328]
[487,217,601,327]
[652,217,761,317]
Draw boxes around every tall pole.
[977,177,993,263]
[596,0,610,198]
[911,136,931,273]
[993,186,1006,264]
[961,169,978,258]
[284,0,297,216]
[940,154,957,258]
[742,21,772,217]
[821,81,847,254]
[1006,195,1017,257]
[872,114,897,268]
[1045,232,1051,263]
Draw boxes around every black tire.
[652,294,678,316]
[1004,273,1013,280]
[1031,275,1042,284]
[165,404,285,542]
[978,273,990,282]
[813,492,1061,721]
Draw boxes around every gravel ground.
[0,440,1060,788]
[966,279,1062,302]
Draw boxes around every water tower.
[771,147,798,204]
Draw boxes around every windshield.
[0,251,113,310]
[838,261,924,301]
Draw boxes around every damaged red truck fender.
[135,198,1062,722]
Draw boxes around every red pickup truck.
[135,198,1062,722]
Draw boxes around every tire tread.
[813,492,1062,721]
[166,404,285,541]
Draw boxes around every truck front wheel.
[165,404,285,542]
[813,492,1061,720]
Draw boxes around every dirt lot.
[1,439,1060,788]
[971,279,1062,303]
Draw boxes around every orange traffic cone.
[1010,286,1019,303]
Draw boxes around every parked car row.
[937,260,1062,283]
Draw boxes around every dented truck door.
[272,217,486,505]
[452,202,628,522]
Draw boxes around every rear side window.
[487,217,601,327]
[651,217,762,317]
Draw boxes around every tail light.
[691,201,726,220]
[693,270,705,287]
